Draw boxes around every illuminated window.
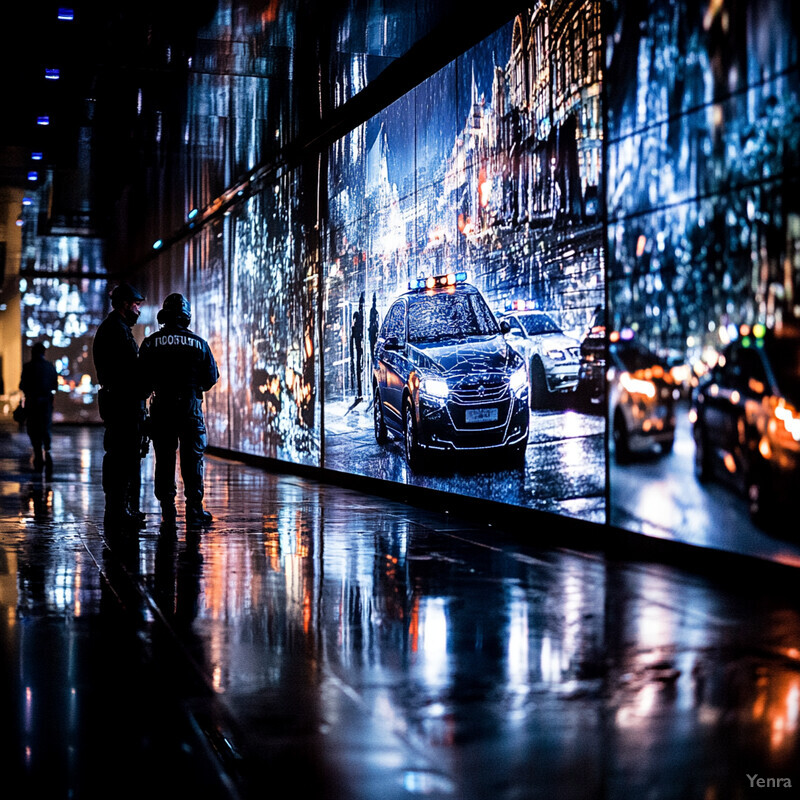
[57,8,74,21]
[45,68,60,80]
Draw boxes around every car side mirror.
[384,335,401,350]
[500,320,511,334]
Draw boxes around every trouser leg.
[180,416,207,505]
[102,419,141,515]
[41,403,53,451]
[27,413,45,469]
[152,428,179,502]
[181,401,211,523]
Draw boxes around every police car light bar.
[504,299,537,311]
[409,271,468,290]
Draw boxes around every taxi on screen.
[372,271,529,470]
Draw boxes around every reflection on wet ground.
[2,423,799,799]
[325,400,606,522]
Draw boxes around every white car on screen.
[500,308,580,408]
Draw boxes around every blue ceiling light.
[27,171,39,181]
[57,8,74,21]
[22,197,33,206]
[45,68,61,80]
[37,116,50,126]
[32,152,43,161]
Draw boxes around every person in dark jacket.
[19,341,58,473]
[92,283,147,528]
[139,293,219,527]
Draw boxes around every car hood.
[409,335,523,376]
[534,332,579,352]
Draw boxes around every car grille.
[450,375,509,404]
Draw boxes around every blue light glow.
[153,239,163,250]
[22,197,33,206]
[45,68,60,80]
[188,208,198,219]
[408,271,468,291]
[32,152,43,161]
[37,116,50,126]
[57,8,74,21]
[27,171,39,181]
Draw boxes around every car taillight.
[774,402,800,443]
[620,372,656,399]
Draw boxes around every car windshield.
[407,291,499,343]
[519,313,562,336]
[613,341,666,372]
[767,338,800,405]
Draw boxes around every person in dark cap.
[19,341,58,473]
[92,283,147,528]
[139,293,219,527]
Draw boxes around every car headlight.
[509,365,528,395]
[545,348,567,361]
[420,377,449,399]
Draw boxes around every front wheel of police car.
[404,399,423,471]
[373,387,388,445]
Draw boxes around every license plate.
[466,407,498,423]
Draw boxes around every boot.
[44,451,53,476]
[125,491,146,527]
[185,503,212,526]
[104,502,140,531]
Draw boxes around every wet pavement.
[325,399,605,522]
[610,403,800,569]
[2,422,800,799]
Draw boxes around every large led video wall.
[126,0,798,551]
[606,0,800,550]
[323,3,605,521]
[228,169,320,465]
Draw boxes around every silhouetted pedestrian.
[368,292,380,363]
[92,283,147,528]
[139,293,219,528]
[350,292,365,400]
[19,342,58,473]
